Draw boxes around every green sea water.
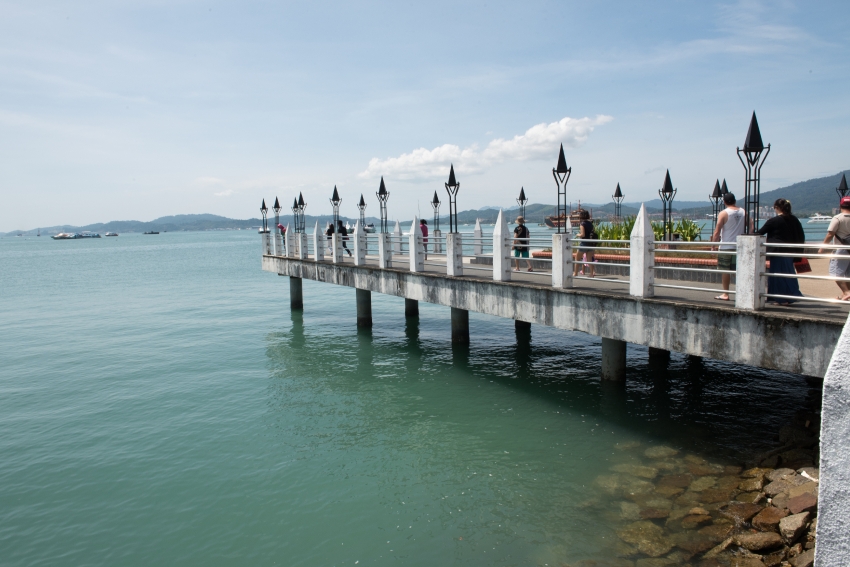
[0,231,817,566]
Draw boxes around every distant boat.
[104,232,118,237]
[544,202,591,230]
[52,233,77,240]
[78,232,101,238]
[37,228,40,237]
[807,214,831,224]
[143,231,160,235]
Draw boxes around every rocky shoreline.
[569,409,820,567]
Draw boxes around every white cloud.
[214,189,235,197]
[358,115,612,181]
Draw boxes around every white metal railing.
[261,208,850,313]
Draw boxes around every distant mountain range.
[4,170,847,236]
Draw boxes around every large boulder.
[751,506,789,532]
[786,492,817,515]
[733,531,784,551]
[779,512,810,543]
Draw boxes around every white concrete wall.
[815,312,850,566]
[262,256,843,377]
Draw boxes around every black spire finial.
[712,180,722,199]
[518,187,526,201]
[839,173,848,192]
[662,170,674,194]
[273,197,280,210]
[556,144,568,174]
[721,179,728,194]
[743,111,765,152]
[613,183,623,199]
[378,177,387,196]
[358,194,366,207]
[432,191,440,205]
[447,164,457,187]
[298,193,305,207]
[331,186,340,203]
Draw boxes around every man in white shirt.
[711,193,746,301]
[818,196,850,300]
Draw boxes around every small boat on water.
[807,213,831,224]
[104,232,118,237]
[544,202,591,229]
[52,232,76,240]
[78,232,101,238]
[143,231,160,235]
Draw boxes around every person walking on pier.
[513,216,532,272]
[325,222,335,253]
[573,210,596,277]
[819,196,850,301]
[337,221,352,257]
[756,198,805,305]
[419,219,429,260]
[711,193,745,301]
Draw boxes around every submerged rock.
[617,521,674,557]
[738,477,764,492]
[730,556,767,567]
[644,446,679,459]
[733,531,783,551]
[779,512,809,543]
[689,476,717,492]
[634,557,676,567]
[736,491,765,504]
[719,502,763,524]
[786,492,817,515]
[741,467,773,479]
[612,463,660,479]
[698,522,734,542]
[620,501,642,520]
[680,514,713,529]
[751,506,788,532]
[766,468,796,482]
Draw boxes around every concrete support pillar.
[405,298,419,317]
[648,347,671,365]
[392,221,402,254]
[630,204,654,297]
[332,233,342,263]
[409,217,424,272]
[473,219,483,256]
[353,224,366,266]
[377,233,392,268]
[601,338,627,381]
[290,276,303,310]
[451,307,469,344]
[312,221,325,262]
[433,229,442,253]
[735,234,766,311]
[493,210,510,281]
[446,233,463,276]
[552,232,573,288]
[356,288,372,328]
[515,320,531,330]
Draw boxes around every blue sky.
[1,0,848,230]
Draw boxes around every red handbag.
[794,258,812,274]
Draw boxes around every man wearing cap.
[513,216,532,272]
[819,196,850,300]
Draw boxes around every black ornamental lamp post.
[710,180,723,231]
[516,187,528,220]
[330,186,341,228]
[376,177,389,233]
[612,183,624,219]
[837,174,849,199]
[444,165,460,233]
[260,199,268,232]
[658,170,677,241]
[357,194,367,230]
[737,112,771,234]
[552,144,571,234]
[721,179,729,196]
[291,197,300,234]
[273,197,282,233]
[431,191,441,232]
[296,192,307,233]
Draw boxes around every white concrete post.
[273,229,283,257]
[392,220,402,254]
[815,312,850,567]
[261,231,271,256]
[446,233,463,277]
[409,216,424,272]
[493,209,511,281]
[552,229,573,288]
[284,224,293,258]
[353,223,366,266]
[377,233,392,269]
[332,233,342,263]
[433,229,442,253]
[297,233,307,260]
[735,234,766,311]
[473,218,483,256]
[629,204,655,298]
[312,221,324,261]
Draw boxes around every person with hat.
[819,196,850,301]
[512,216,532,272]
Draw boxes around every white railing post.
[298,233,307,260]
[629,204,655,297]
[735,235,766,311]
[273,228,283,256]
[261,231,271,255]
[493,210,510,281]
[284,224,293,258]
[353,223,366,266]
[332,233,342,263]
[312,221,324,261]
[473,218,483,256]
[447,233,463,276]
[433,229,442,253]
[552,228,573,288]
[409,217,424,272]
[392,220,402,254]
[378,233,392,268]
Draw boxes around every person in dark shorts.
[512,216,532,272]
[710,193,745,300]
[573,210,596,277]
[337,221,352,257]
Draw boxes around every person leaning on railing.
[755,198,805,305]
[818,196,850,301]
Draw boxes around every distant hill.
[758,171,850,216]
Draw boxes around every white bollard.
[735,235,766,311]
[473,218,483,256]
[377,233,392,268]
[261,231,271,256]
[433,229,442,254]
[353,223,366,266]
[629,204,655,297]
[409,216,424,272]
[297,233,308,260]
[273,229,283,256]
[332,233,342,263]
[552,231,573,288]
[284,224,293,258]
[446,233,463,276]
[493,210,511,281]
[312,221,324,261]
[392,220,402,254]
